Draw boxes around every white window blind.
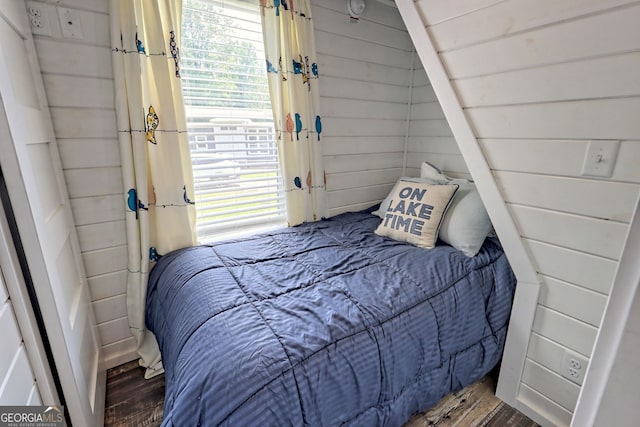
[182,0,285,242]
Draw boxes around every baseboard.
[102,337,138,370]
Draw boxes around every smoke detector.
[347,0,366,20]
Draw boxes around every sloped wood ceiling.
[397,1,640,426]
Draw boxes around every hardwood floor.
[104,361,165,427]
[105,361,539,427]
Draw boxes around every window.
[181,0,285,242]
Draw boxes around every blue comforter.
[146,211,516,426]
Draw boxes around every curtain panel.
[110,0,196,379]
[260,0,328,226]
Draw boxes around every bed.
[146,209,516,426]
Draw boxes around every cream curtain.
[110,0,196,379]
[261,0,328,226]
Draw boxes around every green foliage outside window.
[181,0,270,109]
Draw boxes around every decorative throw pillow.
[375,181,458,249]
[372,176,432,219]
[438,180,493,257]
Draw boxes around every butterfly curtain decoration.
[261,0,328,225]
[110,0,196,379]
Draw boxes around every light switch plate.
[581,140,620,178]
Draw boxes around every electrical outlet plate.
[57,6,84,39]
[561,349,589,385]
[26,1,53,36]
[581,139,620,177]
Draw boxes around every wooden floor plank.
[104,362,165,427]
[104,363,539,427]
[484,404,540,427]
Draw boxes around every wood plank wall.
[313,0,414,216]
[30,0,426,367]
[0,266,41,405]
[410,0,640,425]
[28,0,134,369]
[405,63,470,179]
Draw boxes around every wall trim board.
[0,184,58,406]
[496,281,540,404]
[396,0,538,280]
[396,0,540,408]
[401,49,416,176]
[572,194,640,427]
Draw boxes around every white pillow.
[438,180,492,257]
[420,161,449,183]
[420,161,492,255]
